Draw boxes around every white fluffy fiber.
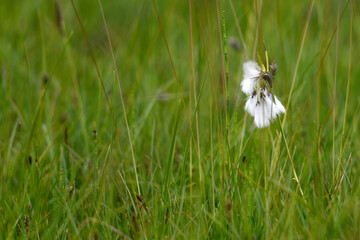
[244,89,286,128]
[241,61,261,95]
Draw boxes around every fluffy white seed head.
[274,95,286,114]
[241,61,261,95]
[244,89,286,128]
[244,92,257,117]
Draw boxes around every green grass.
[1,0,360,239]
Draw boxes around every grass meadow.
[1,0,360,239]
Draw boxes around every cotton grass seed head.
[241,55,285,128]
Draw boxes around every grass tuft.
[0,0,359,239]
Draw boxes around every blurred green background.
[0,0,359,239]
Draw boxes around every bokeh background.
[0,0,359,238]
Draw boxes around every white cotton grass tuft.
[241,60,286,128]
[241,61,261,95]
